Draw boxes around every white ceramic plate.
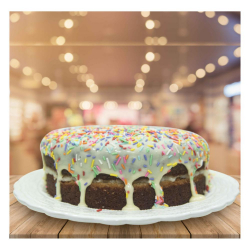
[13,170,239,225]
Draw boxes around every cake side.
[41,125,210,210]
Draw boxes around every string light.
[141,11,150,17]
[64,19,74,29]
[79,65,88,73]
[158,37,167,45]
[145,20,155,29]
[86,79,95,88]
[187,74,197,83]
[145,52,155,62]
[205,63,216,73]
[22,67,32,76]
[145,37,153,45]
[196,69,206,78]
[218,15,229,26]
[136,79,145,87]
[135,85,143,93]
[10,59,20,69]
[234,47,240,58]
[141,64,150,73]
[218,56,229,66]
[169,84,178,93]
[90,84,98,93]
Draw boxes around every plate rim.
[13,169,239,225]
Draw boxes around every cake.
[40,125,210,210]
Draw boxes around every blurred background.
[9,11,240,175]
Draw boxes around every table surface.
[9,175,241,238]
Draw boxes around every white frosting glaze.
[40,125,210,210]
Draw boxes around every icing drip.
[40,125,210,210]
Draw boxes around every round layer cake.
[40,125,210,210]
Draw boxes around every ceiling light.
[154,53,161,61]
[145,52,155,62]
[218,56,229,66]
[56,36,65,46]
[90,84,98,93]
[196,69,206,78]
[234,47,240,58]
[141,11,150,17]
[205,11,215,18]
[33,73,42,82]
[64,53,74,62]
[64,19,74,29]
[79,101,93,110]
[10,59,20,69]
[169,84,178,93]
[86,79,95,88]
[158,37,167,45]
[187,74,196,83]
[141,64,150,73]
[145,20,155,29]
[234,24,240,34]
[42,77,51,86]
[218,15,229,25]
[49,81,57,90]
[135,85,143,93]
[22,67,32,76]
[104,101,118,110]
[136,79,145,88]
[205,63,216,73]
[128,101,142,110]
[10,13,20,23]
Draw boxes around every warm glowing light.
[64,53,74,62]
[169,84,178,93]
[205,11,215,18]
[33,73,42,82]
[56,36,66,45]
[22,67,32,76]
[49,81,57,90]
[136,79,145,88]
[154,20,161,28]
[218,15,229,25]
[90,84,98,93]
[196,69,206,78]
[154,53,161,61]
[234,47,240,58]
[158,37,167,45]
[50,36,57,45]
[234,24,240,34]
[86,79,95,88]
[205,63,216,73]
[64,19,74,29]
[79,12,88,16]
[145,20,155,29]
[23,11,32,15]
[135,85,143,93]
[10,13,20,23]
[10,59,20,69]
[145,37,153,45]
[79,65,88,73]
[175,81,183,90]
[86,74,94,80]
[218,56,229,66]
[104,101,118,110]
[198,11,204,13]
[42,77,51,86]
[187,74,196,83]
[128,101,142,110]
[145,52,155,62]
[141,64,150,73]
[141,11,150,17]
[59,54,65,62]
[79,101,93,110]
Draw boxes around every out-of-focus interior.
[9,11,240,175]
